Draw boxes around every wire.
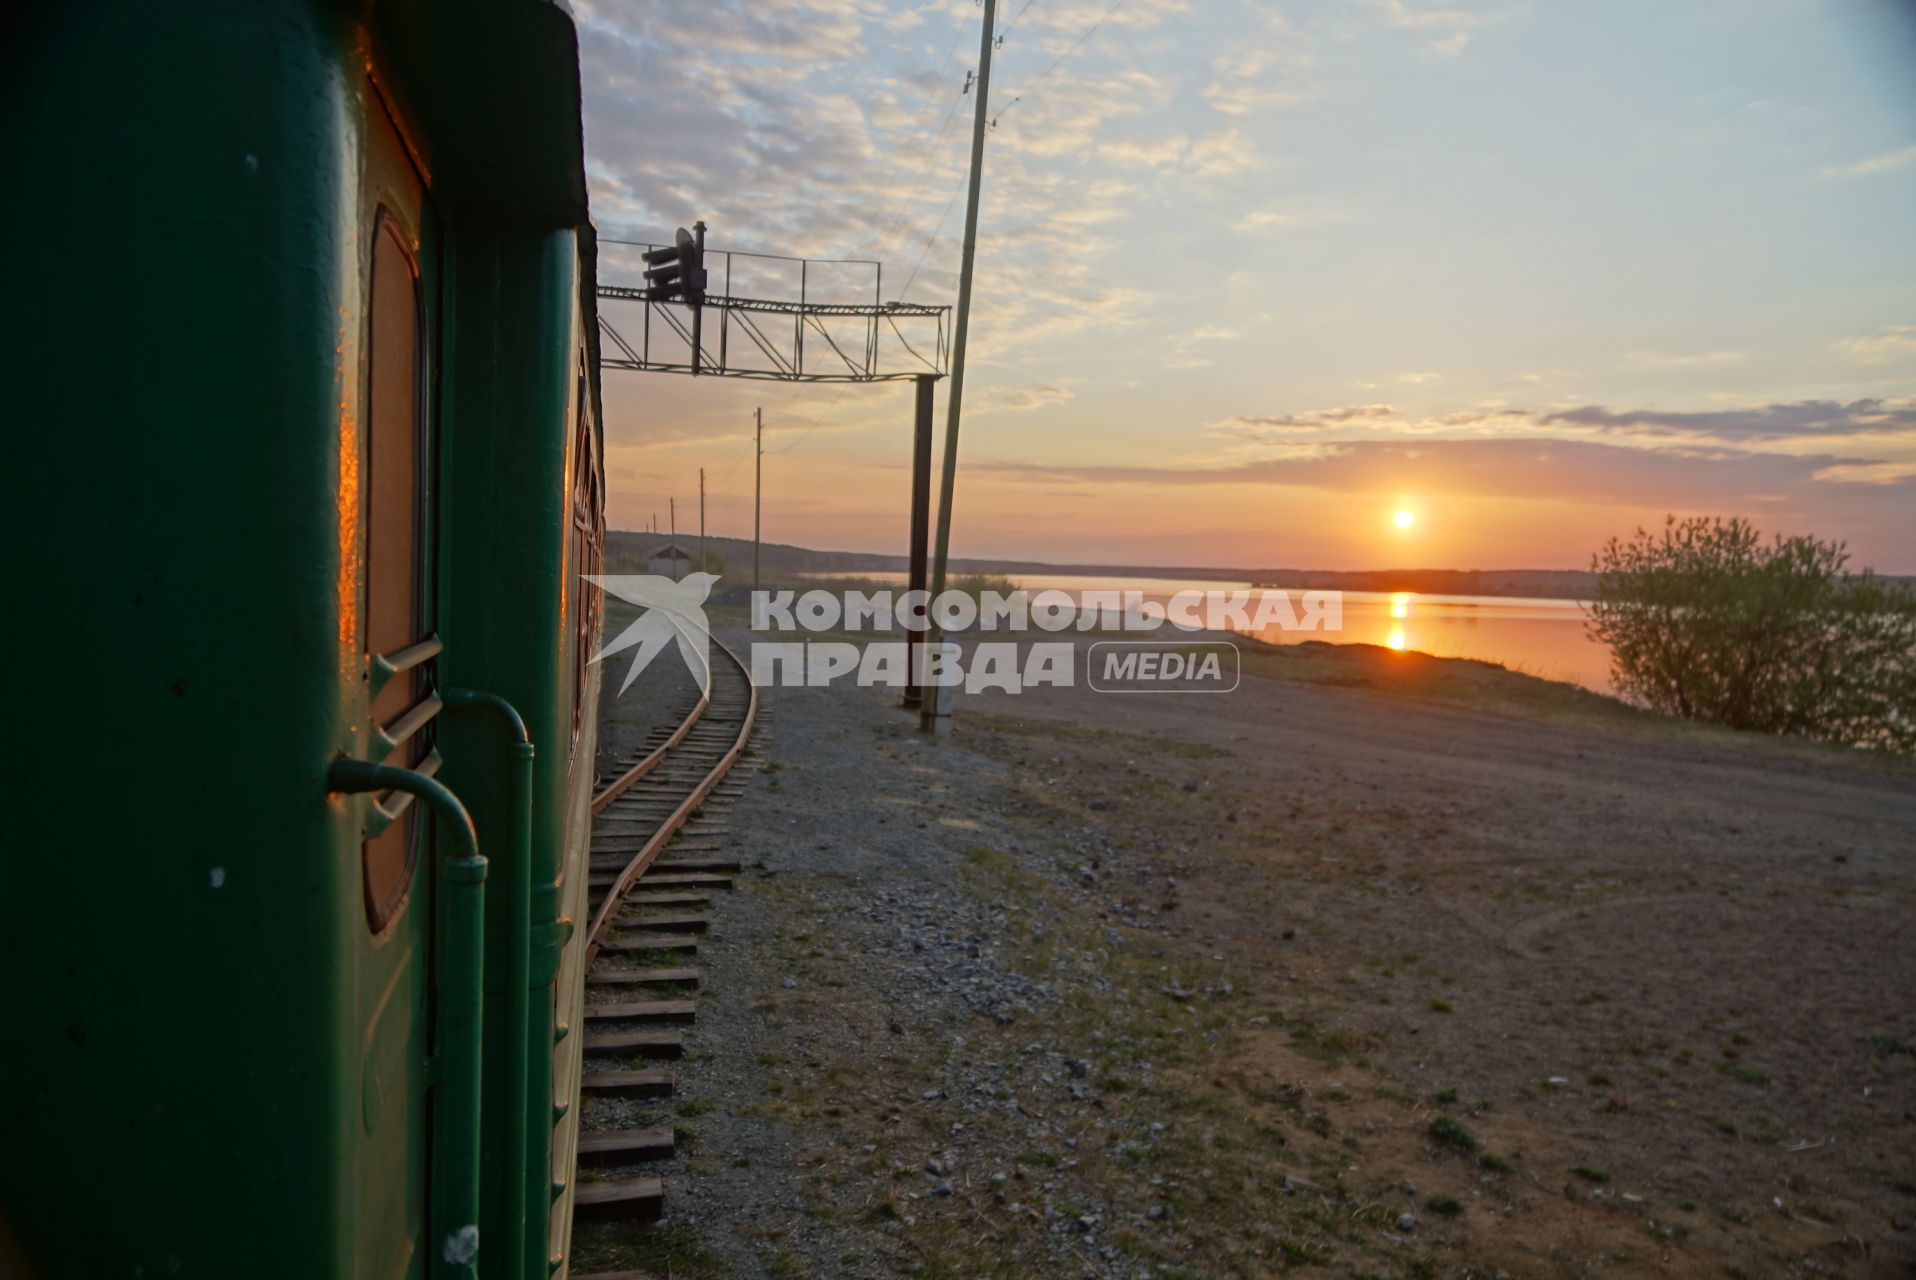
[894,167,970,300]
[765,387,854,455]
[992,0,1127,126]
[853,8,977,253]
[713,429,757,484]
[884,0,1115,302]
[876,89,970,252]
[905,10,974,139]
[996,0,1039,43]
[861,1,1052,279]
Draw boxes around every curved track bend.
[565,633,759,1258]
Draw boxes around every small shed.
[646,542,693,580]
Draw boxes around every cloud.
[580,0,1178,367]
[1835,324,1916,365]
[1099,133,1190,167]
[1813,462,1916,485]
[1158,323,1244,371]
[1542,398,1916,443]
[1822,145,1916,179]
[1188,128,1260,176]
[972,383,1077,415]
[1214,404,1400,437]
[1620,349,1746,370]
[968,437,1909,511]
[1398,371,1444,384]
[1231,205,1345,233]
[1201,23,1315,116]
[1356,0,1487,56]
[1097,127,1260,176]
[1204,397,1916,459]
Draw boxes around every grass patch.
[1424,1194,1464,1216]
[1276,1237,1332,1264]
[1428,1115,1477,1153]
[1572,1166,1610,1183]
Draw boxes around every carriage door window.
[363,213,425,930]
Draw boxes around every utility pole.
[921,0,996,734]
[669,498,678,580]
[753,407,763,597]
[699,466,706,576]
[902,375,935,711]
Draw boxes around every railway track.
[566,632,759,1265]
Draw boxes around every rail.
[582,634,757,966]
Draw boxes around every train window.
[362,213,425,930]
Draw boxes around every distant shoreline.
[607,530,1914,602]
[608,530,1603,601]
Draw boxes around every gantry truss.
[596,243,950,383]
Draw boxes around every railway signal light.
[641,224,707,306]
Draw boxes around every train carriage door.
[353,77,436,1280]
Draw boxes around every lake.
[807,571,1615,695]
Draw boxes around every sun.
[1394,509,1415,529]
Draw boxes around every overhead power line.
[765,387,854,455]
[992,0,1128,126]
[894,167,971,300]
[996,0,1039,44]
[854,9,977,255]
[877,89,970,251]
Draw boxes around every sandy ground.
[573,628,1916,1279]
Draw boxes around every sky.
[577,0,1916,573]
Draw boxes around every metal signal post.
[603,231,952,690]
[753,407,763,595]
[638,221,707,373]
[599,237,947,383]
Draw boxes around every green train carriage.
[2,3,614,1276]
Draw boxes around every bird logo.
[584,573,719,697]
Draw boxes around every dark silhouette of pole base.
[902,374,935,711]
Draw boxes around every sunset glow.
[584,2,1916,575]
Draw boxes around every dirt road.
[578,633,1916,1278]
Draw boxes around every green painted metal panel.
[1,4,368,1275]
[435,221,593,1280]
[0,3,603,1278]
